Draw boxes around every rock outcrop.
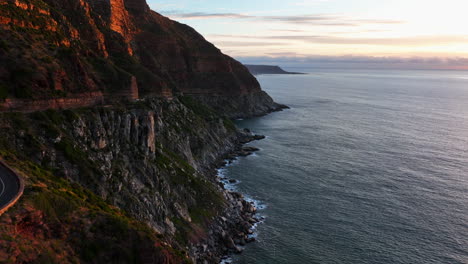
[0,0,282,117]
[0,97,269,263]
[0,0,288,262]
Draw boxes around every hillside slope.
[0,0,285,263]
[0,98,262,263]
[0,0,285,116]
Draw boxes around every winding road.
[0,160,23,215]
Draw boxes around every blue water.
[227,68,468,264]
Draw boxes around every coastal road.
[0,161,23,214]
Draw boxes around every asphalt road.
[0,162,21,210]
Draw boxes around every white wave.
[216,155,268,264]
[220,257,233,264]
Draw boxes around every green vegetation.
[171,217,191,245]
[88,56,132,94]
[10,66,35,99]
[62,109,79,122]
[0,84,8,101]
[0,39,8,51]
[55,138,86,165]
[0,3,52,32]
[32,116,61,139]
[108,51,172,96]
[0,150,190,263]
[179,96,217,118]
[33,191,79,220]
[0,99,228,263]
[223,118,236,132]
[43,109,64,125]
[0,0,253,260]
[8,112,29,130]
[55,136,102,187]
[157,148,224,245]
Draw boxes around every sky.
[147,0,468,68]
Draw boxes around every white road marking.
[0,175,5,198]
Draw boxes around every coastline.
[188,127,267,263]
[216,129,269,263]
[208,106,289,263]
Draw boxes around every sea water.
[225,68,468,264]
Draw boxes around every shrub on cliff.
[0,84,7,101]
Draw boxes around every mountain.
[0,0,287,263]
[0,0,285,117]
[245,65,305,75]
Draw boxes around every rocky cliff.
[0,0,286,262]
[0,98,264,263]
[0,0,284,116]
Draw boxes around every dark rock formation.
[0,0,289,262]
[0,97,271,263]
[0,0,282,117]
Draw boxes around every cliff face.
[0,98,260,263]
[0,0,283,116]
[0,0,284,262]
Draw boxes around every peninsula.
[245,65,305,75]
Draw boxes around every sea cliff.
[0,0,283,115]
[0,0,284,263]
[0,98,267,263]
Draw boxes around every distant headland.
[245,65,305,75]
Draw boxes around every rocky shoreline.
[0,96,283,264]
[191,128,267,263]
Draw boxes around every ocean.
[222,68,468,263]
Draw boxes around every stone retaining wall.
[0,92,105,113]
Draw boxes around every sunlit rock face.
[0,0,280,116]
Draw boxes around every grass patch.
[33,191,79,221]
[7,112,29,130]
[0,39,9,51]
[55,138,86,164]
[179,96,217,118]
[0,84,7,100]
[0,153,190,263]
[223,118,236,132]
[43,109,64,125]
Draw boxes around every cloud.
[237,55,468,70]
[264,35,468,46]
[165,12,251,19]
[208,34,468,47]
[161,11,404,27]
[260,15,403,26]
[212,41,283,47]
[157,7,468,60]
